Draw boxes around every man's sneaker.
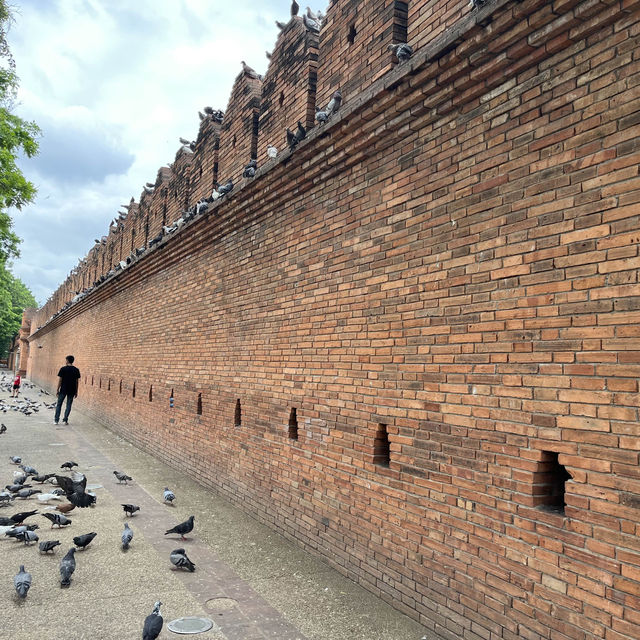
[62,420,68,425]
[53,421,59,425]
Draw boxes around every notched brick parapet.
[217,66,262,184]
[166,146,193,224]
[316,0,409,110]
[257,16,318,168]
[189,115,221,204]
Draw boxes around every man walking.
[54,355,81,425]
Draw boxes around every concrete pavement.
[0,376,434,640]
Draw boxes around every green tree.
[0,261,35,357]
[0,0,40,262]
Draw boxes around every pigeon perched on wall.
[113,471,133,485]
[469,0,486,8]
[325,90,342,117]
[388,43,414,62]
[42,512,72,528]
[241,61,259,79]
[39,539,61,553]
[14,565,32,598]
[296,121,307,142]
[163,488,175,504]
[143,601,163,640]
[286,128,299,151]
[243,159,257,178]
[165,515,195,540]
[73,531,97,550]
[60,547,76,586]
[291,0,299,16]
[302,12,320,32]
[122,504,140,517]
[276,20,287,30]
[315,107,329,124]
[267,145,278,159]
[122,522,134,550]
[217,179,234,196]
[170,548,196,572]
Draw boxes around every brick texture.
[26,2,640,639]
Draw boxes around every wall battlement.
[28,1,640,639]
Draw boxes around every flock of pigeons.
[2,397,197,639]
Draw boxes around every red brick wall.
[190,117,221,203]
[28,2,640,639]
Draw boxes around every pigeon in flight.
[60,547,76,586]
[122,504,140,517]
[122,522,134,550]
[42,512,72,528]
[163,488,175,504]
[14,565,32,598]
[388,43,414,62]
[143,601,163,640]
[113,471,133,485]
[165,515,195,540]
[73,531,97,550]
[170,548,196,572]
[55,473,95,508]
[39,539,61,553]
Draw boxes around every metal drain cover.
[167,617,215,634]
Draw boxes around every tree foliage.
[0,0,40,356]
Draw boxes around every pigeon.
[16,529,38,545]
[8,510,38,524]
[122,522,134,550]
[388,43,414,62]
[6,483,32,493]
[17,488,41,499]
[267,145,278,159]
[121,504,140,517]
[14,565,32,598]
[73,531,97,550]
[37,492,63,503]
[55,473,95,508]
[60,548,76,586]
[165,515,195,540]
[19,464,38,475]
[170,548,196,572]
[241,60,259,79]
[276,20,287,30]
[315,107,329,124]
[243,159,257,178]
[0,492,15,506]
[291,0,299,16]
[32,473,55,483]
[39,539,61,553]
[302,12,320,32]
[142,601,163,640]
[55,502,76,514]
[286,127,299,151]
[325,90,342,117]
[163,488,175,504]
[42,512,72,528]
[9,456,21,464]
[296,120,307,142]
[217,179,233,196]
[60,461,78,470]
[0,423,6,434]
[113,471,133,485]
[469,0,487,8]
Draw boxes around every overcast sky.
[7,0,320,305]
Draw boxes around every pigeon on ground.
[9,456,21,464]
[55,473,95,507]
[6,483,32,493]
[165,515,195,540]
[163,488,175,505]
[122,522,134,550]
[8,510,38,524]
[17,488,41,499]
[60,461,78,470]
[42,512,72,528]
[14,565,32,598]
[32,473,55,483]
[142,601,163,640]
[19,464,38,475]
[73,532,97,550]
[60,548,76,586]
[16,529,38,545]
[0,424,6,434]
[388,43,414,62]
[121,504,140,517]
[0,492,15,506]
[113,471,133,485]
[55,502,76,514]
[170,548,196,572]
[37,492,62,503]
[39,540,61,553]
[243,159,257,178]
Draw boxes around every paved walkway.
[0,375,433,640]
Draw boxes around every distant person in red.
[11,372,21,397]
[54,355,81,425]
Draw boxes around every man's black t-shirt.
[58,365,81,395]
